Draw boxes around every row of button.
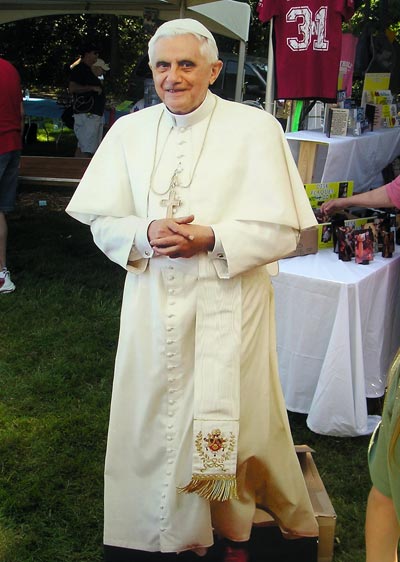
[160,263,180,535]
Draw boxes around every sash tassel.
[178,474,238,502]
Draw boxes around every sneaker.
[0,270,16,293]
[223,544,250,562]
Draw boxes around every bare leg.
[366,486,400,562]
[0,211,7,270]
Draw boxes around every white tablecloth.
[286,128,400,193]
[272,249,400,436]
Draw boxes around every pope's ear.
[210,59,223,85]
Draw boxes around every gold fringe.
[178,474,238,502]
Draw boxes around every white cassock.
[66,92,319,553]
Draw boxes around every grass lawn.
[23,118,77,157]
[0,129,390,561]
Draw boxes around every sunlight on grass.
[23,119,77,157]
[0,522,23,561]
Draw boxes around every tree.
[0,14,151,99]
[0,3,398,100]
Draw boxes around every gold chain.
[149,97,217,197]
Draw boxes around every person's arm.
[68,81,102,95]
[320,185,395,216]
[365,485,400,562]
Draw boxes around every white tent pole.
[265,18,274,113]
[234,40,246,102]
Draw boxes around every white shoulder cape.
[66,95,316,234]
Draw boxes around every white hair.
[148,18,219,66]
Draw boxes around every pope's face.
[150,34,223,115]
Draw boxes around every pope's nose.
[165,64,182,83]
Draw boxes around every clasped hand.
[147,215,215,259]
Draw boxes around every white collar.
[164,91,216,129]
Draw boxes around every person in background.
[0,57,24,294]
[68,43,105,157]
[66,19,318,562]
[91,57,110,81]
[320,175,400,215]
[91,58,110,136]
[365,350,400,562]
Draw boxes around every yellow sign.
[363,73,391,91]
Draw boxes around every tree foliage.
[0,2,399,101]
[344,0,400,36]
[0,14,151,99]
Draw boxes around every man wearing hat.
[91,57,110,81]
[67,19,318,562]
[68,43,106,157]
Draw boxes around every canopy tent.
[0,0,251,101]
[0,0,250,41]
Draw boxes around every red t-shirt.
[257,0,355,101]
[0,58,23,155]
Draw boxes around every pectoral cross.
[161,189,182,218]
[160,168,183,218]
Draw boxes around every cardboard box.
[253,445,336,562]
[285,209,365,258]
[284,227,318,258]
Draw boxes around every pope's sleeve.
[66,118,151,272]
[219,109,317,232]
[209,220,298,278]
[89,215,153,272]
[278,126,317,232]
[204,108,315,279]
[66,119,136,224]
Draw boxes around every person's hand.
[93,86,102,94]
[147,215,195,241]
[320,198,346,216]
[148,215,215,259]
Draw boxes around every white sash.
[179,255,241,501]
